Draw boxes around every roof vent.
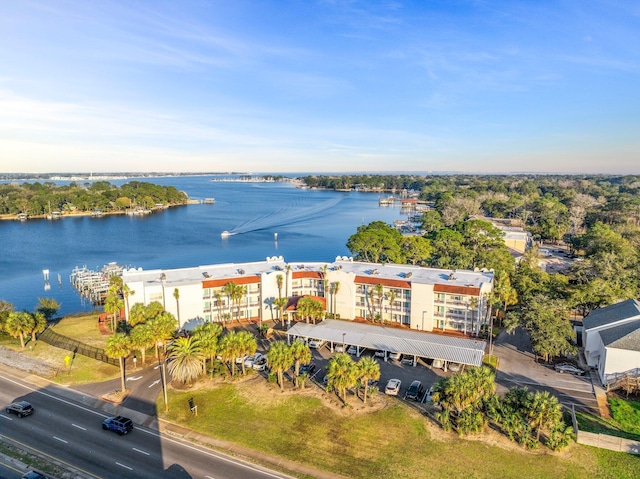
[448,272,456,280]
[203,272,210,278]
[238,269,245,275]
[406,272,412,278]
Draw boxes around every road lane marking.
[206,476,216,479]
[53,436,68,444]
[116,462,133,470]
[0,415,12,421]
[72,423,87,430]
[126,376,143,381]
[133,447,150,455]
[149,379,161,388]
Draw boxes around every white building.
[122,256,494,335]
[582,299,640,386]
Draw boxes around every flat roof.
[287,319,486,366]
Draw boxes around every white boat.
[221,231,230,238]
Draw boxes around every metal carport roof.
[287,319,486,367]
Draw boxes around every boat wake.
[222,196,342,238]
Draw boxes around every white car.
[347,345,358,355]
[448,362,462,372]
[244,353,265,368]
[374,350,386,358]
[385,378,402,396]
[334,343,345,353]
[252,357,268,371]
[308,338,326,349]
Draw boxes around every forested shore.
[0,180,189,218]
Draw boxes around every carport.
[287,319,486,368]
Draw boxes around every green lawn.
[161,377,640,479]
[576,397,640,441]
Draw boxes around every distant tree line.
[0,180,189,216]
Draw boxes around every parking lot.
[304,342,452,406]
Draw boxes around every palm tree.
[268,340,294,391]
[192,322,223,374]
[104,284,124,333]
[223,282,239,322]
[289,340,312,387]
[285,264,291,298]
[122,284,134,320]
[173,288,181,326]
[273,297,288,327]
[4,311,34,348]
[166,336,205,384]
[236,330,257,375]
[130,323,155,365]
[233,285,247,323]
[214,290,225,323]
[374,284,384,323]
[357,356,380,404]
[527,391,562,441]
[36,297,60,321]
[128,303,146,327]
[105,333,132,393]
[147,312,178,360]
[276,274,283,299]
[218,331,243,376]
[144,301,165,322]
[30,312,47,342]
[321,264,329,297]
[326,353,357,404]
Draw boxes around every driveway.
[493,328,599,414]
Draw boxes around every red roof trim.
[355,276,411,289]
[202,276,260,288]
[434,284,480,295]
[292,271,322,279]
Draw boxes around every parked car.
[405,380,424,401]
[374,350,386,358]
[5,401,34,418]
[448,362,462,372]
[389,351,402,361]
[401,356,414,365]
[334,343,345,353]
[102,416,134,435]
[299,362,316,375]
[308,338,326,349]
[244,353,265,368]
[21,472,51,479]
[347,345,358,355]
[554,362,585,376]
[252,357,268,371]
[431,359,444,370]
[385,378,402,396]
[367,379,379,388]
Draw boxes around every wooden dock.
[70,262,124,304]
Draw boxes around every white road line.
[133,447,150,455]
[0,415,12,421]
[53,436,68,444]
[205,476,216,479]
[116,462,133,470]
[72,424,87,430]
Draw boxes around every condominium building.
[122,256,494,335]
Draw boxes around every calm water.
[0,176,404,315]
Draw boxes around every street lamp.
[157,342,168,412]
[342,332,346,351]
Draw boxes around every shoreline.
[0,202,196,222]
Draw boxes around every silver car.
[554,363,585,376]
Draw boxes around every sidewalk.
[2,366,347,479]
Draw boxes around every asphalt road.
[493,328,599,414]
[0,372,293,479]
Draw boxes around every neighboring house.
[582,299,640,386]
[122,256,494,335]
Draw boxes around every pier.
[70,262,125,304]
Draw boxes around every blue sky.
[0,0,638,174]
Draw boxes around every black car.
[22,471,51,479]
[6,401,34,418]
[299,362,316,375]
[405,380,424,401]
[102,416,134,435]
